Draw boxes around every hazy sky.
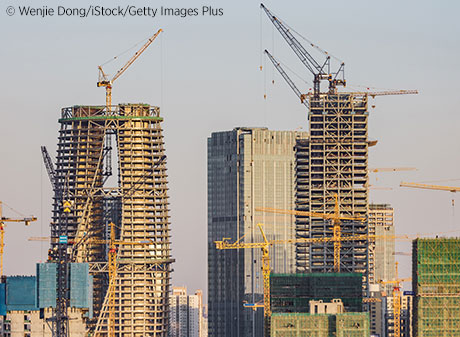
[1,0,459,297]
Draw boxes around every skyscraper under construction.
[294,93,369,274]
[260,4,369,277]
[49,104,173,336]
[261,4,416,278]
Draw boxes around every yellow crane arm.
[256,207,365,221]
[0,201,36,276]
[379,277,411,285]
[111,29,163,83]
[369,167,417,173]
[215,225,412,321]
[97,28,163,110]
[216,233,409,250]
[353,90,418,98]
[400,181,460,192]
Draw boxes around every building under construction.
[294,93,369,274]
[412,238,460,336]
[260,5,370,277]
[270,273,363,314]
[270,312,370,337]
[48,104,173,336]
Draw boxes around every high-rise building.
[368,204,395,291]
[368,284,385,337]
[412,238,460,337]
[384,292,413,337]
[208,128,308,337]
[170,287,206,337]
[400,292,413,337]
[295,93,369,275]
[50,104,173,335]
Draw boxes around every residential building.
[170,287,206,337]
[368,204,395,291]
[385,292,413,337]
[368,283,385,337]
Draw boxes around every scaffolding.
[51,104,173,336]
[335,313,370,337]
[413,238,460,337]
[270,273,363,314]
[270,312,369,337]
[295,93,369,275]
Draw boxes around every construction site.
[0,2,459,337]
[207,3,460,337]
[0,28,175,336]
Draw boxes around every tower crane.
[256,194,366,272]
[400,181,460,193]
[97,29,163,111]
[0,201,36,276]
[215,223,408,321]
[261,3,345,97]
[378,262,411,337]
[400,181,460,208]
[264,50,418,107]
[261,4,417,104]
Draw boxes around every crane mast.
[379,262,411,337]
[0,201,36,276]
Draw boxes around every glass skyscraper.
[207,127,308,337]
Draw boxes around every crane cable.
[100,35,151,68]
[2,201,26,218]
[266,7,344,64]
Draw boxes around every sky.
[0,0,459,297]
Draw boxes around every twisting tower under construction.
[49,104,173,336]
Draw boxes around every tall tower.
[207,128,307,337]
[368,203,395,289]
[295,93,369,275]
[51,104,173,336]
